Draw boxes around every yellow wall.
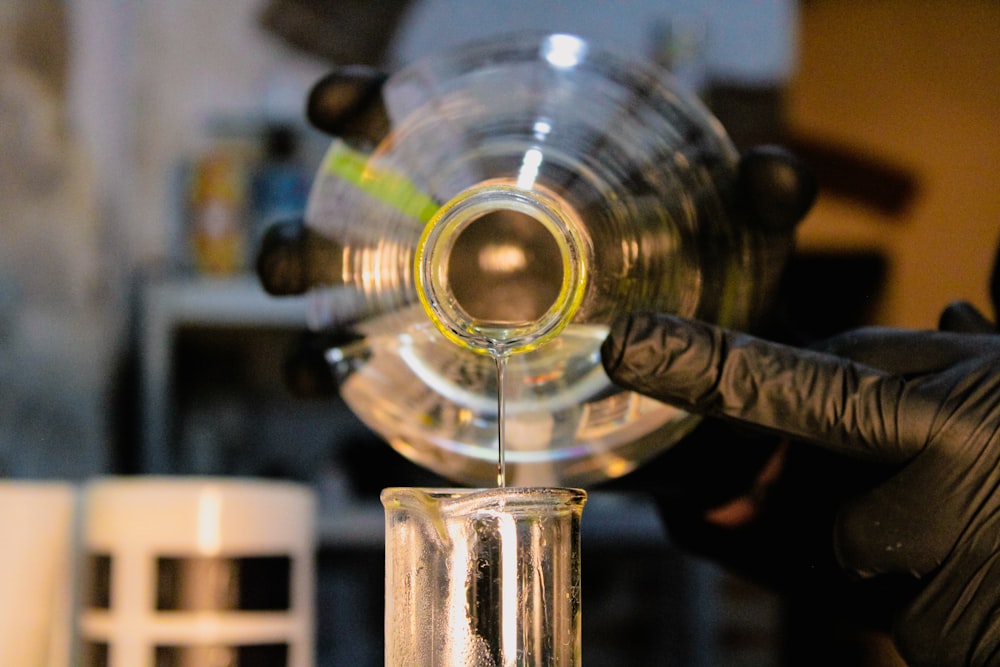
[788,0,1000,328]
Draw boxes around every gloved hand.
[601,301,1000,667]
[256,67,389,299]
[254,68,389,395]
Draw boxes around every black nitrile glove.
[601,304,1000,667]
[305,66,389,145]
[255,68,390,396]
[257,67,390,299]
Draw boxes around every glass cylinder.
[382,487,586,667]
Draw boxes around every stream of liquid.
[474,323,520,488]
[494,352,508,488]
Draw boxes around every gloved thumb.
[306,66,389,144]
[738,145,817,233]
[938,300,995,334]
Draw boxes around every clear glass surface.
[304,32,777,485]
[382,486,586,667]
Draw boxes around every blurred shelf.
[139,274,310,473]
[142,274,309,327]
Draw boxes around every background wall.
[0,0,114,477]
[788,0,1000,328]
[68,0,330,273]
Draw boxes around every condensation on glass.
[382,487,586,667]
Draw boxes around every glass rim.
[381,486,587,514]
[415,180,588,355]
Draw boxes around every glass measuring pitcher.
[277,32,794,486]
[382,487,586,667]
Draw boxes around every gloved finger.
[257,219,310,295]
[834,447,972,579]
[938,300,996,334]
[893,521,1000,667]
[256,218,343,296]
[306,65,389,143]
[811,325,997,375]
[601,312,918,463]
[283,331,340,398]
[737,145,817,233]
[831,350,1000,576]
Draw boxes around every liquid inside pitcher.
[382,487,586,667]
